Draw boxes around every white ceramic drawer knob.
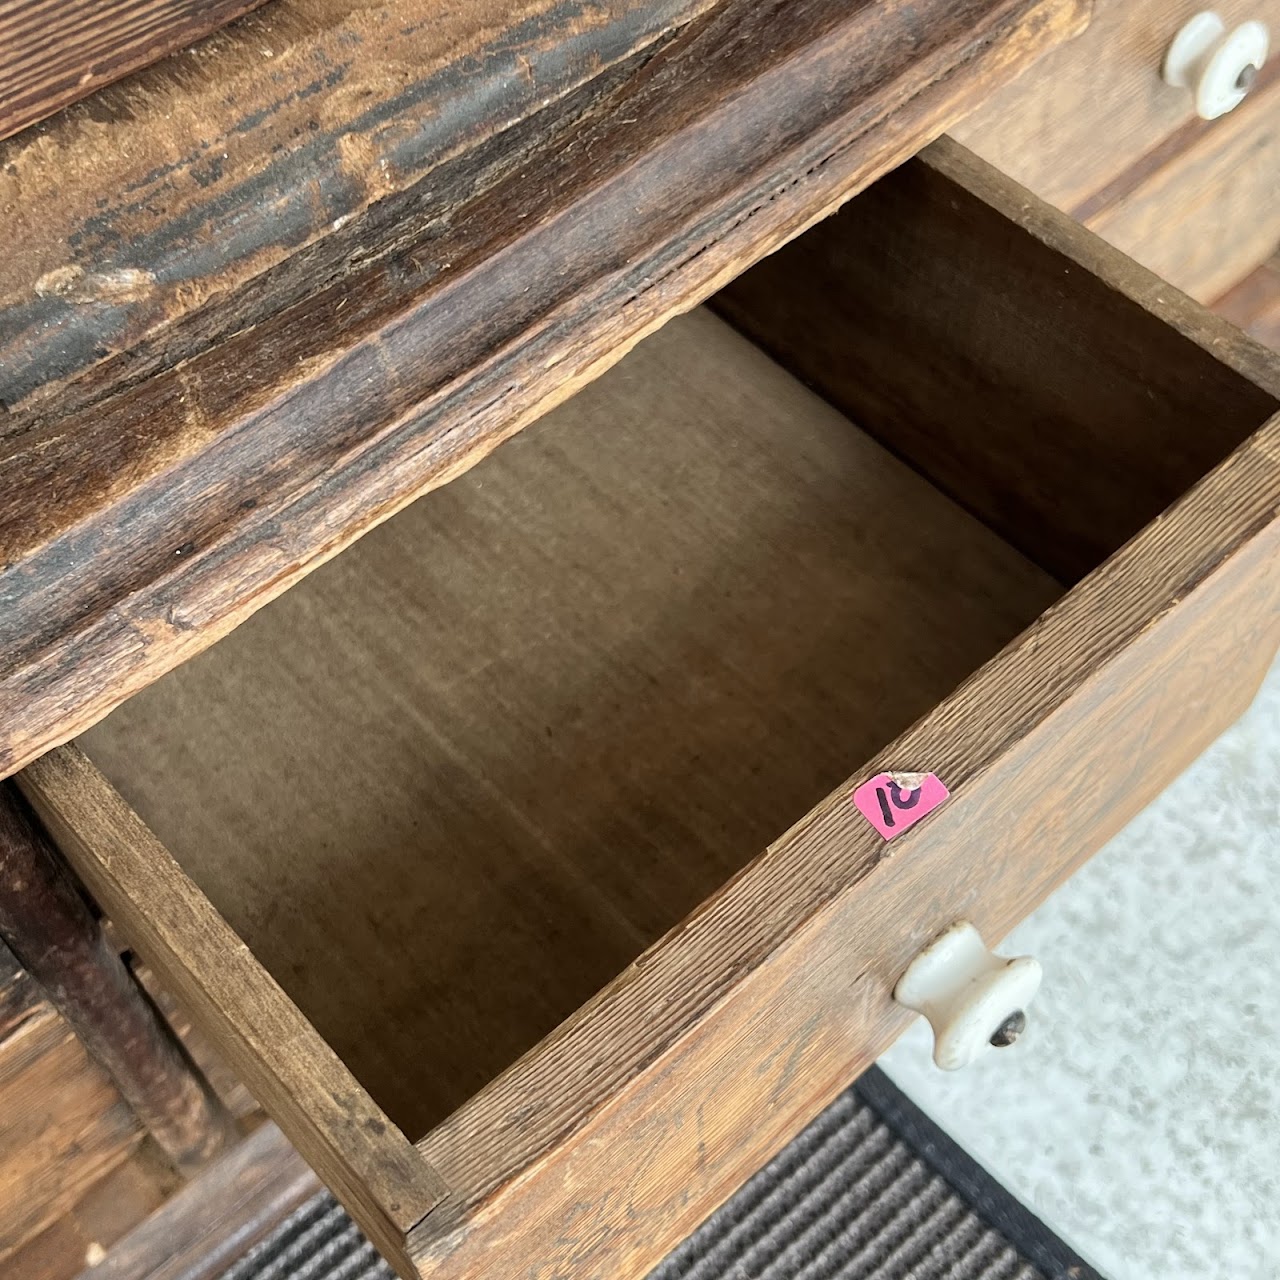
[1163,12,1269,120]
[893,922,1042,1071]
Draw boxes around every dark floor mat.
[218,1068,1102,1280]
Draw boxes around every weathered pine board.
[0,940,144,1264]
[78,1122,319,1280]
[1,0,718,408]
[7,1145,175,1280]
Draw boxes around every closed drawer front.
[1083,71,1280,302]
[955,0,1280,301]
[17,140,1280,1280]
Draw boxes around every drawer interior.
[74,143,1280,1152]
[80,306,1059,1140]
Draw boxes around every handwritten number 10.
[875,780,921,829]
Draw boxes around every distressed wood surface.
[78,1122,320,1280]
[77,308,1060,1142]
[0,929,249,1272]
[0,0,269,144]
[2,949,262,1280]
[0,0,1087,782]
[0,0,715,410]
[131,962,260,1123]
[714,139,1280,583]
[0,785,233,1173]
[0,1011,144,1264]
[9,1145,177,1280]
[16,751,451,1278]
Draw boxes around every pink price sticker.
[852,771,949,840]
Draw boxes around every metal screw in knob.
[989,1010,1027,1048]
[893,922,1042,1071]
[1236,62,1259,92]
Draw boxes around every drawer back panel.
[716,140,1280,585]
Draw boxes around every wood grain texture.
[77,309,1060,1141]
[1216,252,1280,350]
[15,751,450,1276]
[1,951,260,1280]
[132,963,260,1123]
[0,0,718,408]
[1082,68,1280,302]
[0,974,144,1263]
[78,1122,320,1280]
[0,0,269,143]
[713,140,1280,584]
[0,950,255,1277]
[8,1143,179,1280]
[0,942,182,1272]
[0,0,1087,782]
[0,784,233,1173]
[953,0,1280,212]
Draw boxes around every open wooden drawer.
[16,141,1280,1280]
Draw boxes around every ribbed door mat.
[217,1068,1102,1280]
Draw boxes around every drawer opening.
[78,305,1060,1142]
[71,142,1280,1154]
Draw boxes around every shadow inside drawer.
[80,307,1059,1140]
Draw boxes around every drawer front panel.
[954,0,1280,213]
[1085,72,1280,302]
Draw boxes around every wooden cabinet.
[13,141,1280,1280]
[4,3,1280,1277]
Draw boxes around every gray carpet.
[648,1089,1041,1280]
[219,1070,1097,1280]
